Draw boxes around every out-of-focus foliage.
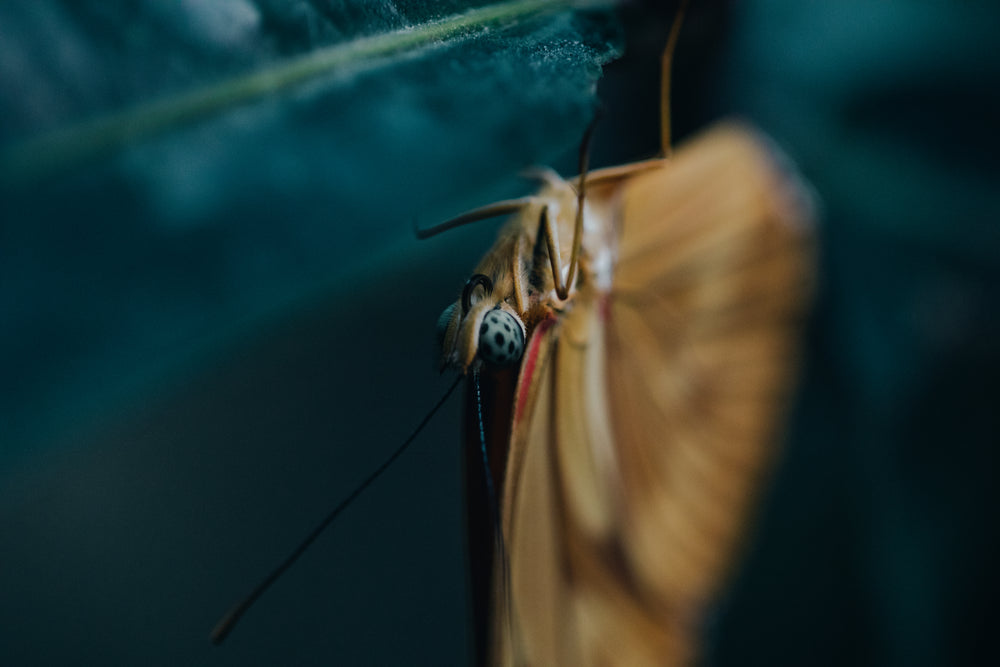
[0,0,620,457]
[707,3,1000,666]
[1,1,996,665]
[0,3,621,665]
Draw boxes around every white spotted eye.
[478,309,524,366]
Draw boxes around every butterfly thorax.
[439,173,615,373]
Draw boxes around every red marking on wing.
[513,316,556,426]
[598,293,611,322]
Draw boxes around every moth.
[211,4,813,661]
[424,6,814,666]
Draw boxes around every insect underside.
[430,5,812,665]
[437,123,813,667]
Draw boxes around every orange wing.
[495,123,814,666]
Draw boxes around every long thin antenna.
[210,373,463,645]
[660,0,689,157]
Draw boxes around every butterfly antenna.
[210,373,463,645]
[472,370,513,648]
[660,0,689,157]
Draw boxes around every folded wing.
[498,123,814,666]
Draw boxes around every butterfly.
[426,5,815,665]
[210,4,813,662]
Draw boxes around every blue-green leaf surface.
[1,0,620,454]
[0,2,620,665]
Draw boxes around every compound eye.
[478,309,524,367]
[436,302,457,347]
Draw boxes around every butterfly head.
[436,273,526,373]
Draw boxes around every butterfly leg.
[537,204,581,302]
[540,118,595,301]
[510,232,530,313]
[414,197,535,239]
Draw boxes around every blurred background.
[1,1,997,665]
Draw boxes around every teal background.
[712,3,999,666]
[1,1,997,665]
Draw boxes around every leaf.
[0,0,622,456]
[1,0,615,185]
